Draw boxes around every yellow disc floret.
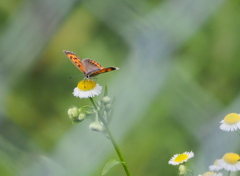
[202,171,216,176]
[224,113,240,124]
[77,79,96,91]
[174,154,188,162]
[223,153,240,164]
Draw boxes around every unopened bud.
[77,113,86,121]
[89,121,104,132]
[102,96,111,104]
[67,107,79,119]
[105,103,111,111]
[179,165,186,175]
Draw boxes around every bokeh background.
[1,0,240,175]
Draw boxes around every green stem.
[89,97,98,110]
[103,119,131,176]
[89,97,132,176]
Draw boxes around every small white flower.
[218,153,240,172]
[198,171,222,176]
[168,151,194,165]
[220,113,240,131]
[73,79,102,99]
[209,159,223,171]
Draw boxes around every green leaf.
[101,159,121,176]
[104,85,108,96]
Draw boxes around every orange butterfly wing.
[87,59,104,69]
[64,50,119,78]
[63,50,86,74]
[82,59,119,77]
[88,67,119,77]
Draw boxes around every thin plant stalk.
[227,171,231,176]
[89,97,132,176]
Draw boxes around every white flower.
[73,79,102,99]
[209,159,223,171]
[198,171,222,176]
[168,151,194,165]
[218,153,240,172]
[220,113,240,131]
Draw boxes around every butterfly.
[63,50,119,78]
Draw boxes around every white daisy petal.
[209,165,223,171]
[73,79,102,99]
[209,159,223,171]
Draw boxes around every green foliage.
[1,0,240,176]
[102,159,121,176]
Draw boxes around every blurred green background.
[1,0,240,175]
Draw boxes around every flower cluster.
[67,79,114,133]
[67,106,94,124]
[68,69,240,175]
[169,112,240,176]
[197,113,240,175]
[209,153,240,172]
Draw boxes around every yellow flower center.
[202,172,216,176]
[223,153,240,164]
[224,113,240,124]
[77,79,96,91]
[174,154,188,162]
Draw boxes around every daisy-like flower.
[220,113,240,131]
[168,151,194,165]
[209,159,223,171]
[218,153,240,172]
[198,171,222,176]
[73,79,102,99]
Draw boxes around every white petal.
[72,83,102,99]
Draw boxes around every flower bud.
[67,107,79,119]
[105,103,111,111]
[179,165,186,175]
[77,113,86,121]
[102,96,111,104]
[89,121,104,132]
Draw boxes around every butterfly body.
[63,50,119,78]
